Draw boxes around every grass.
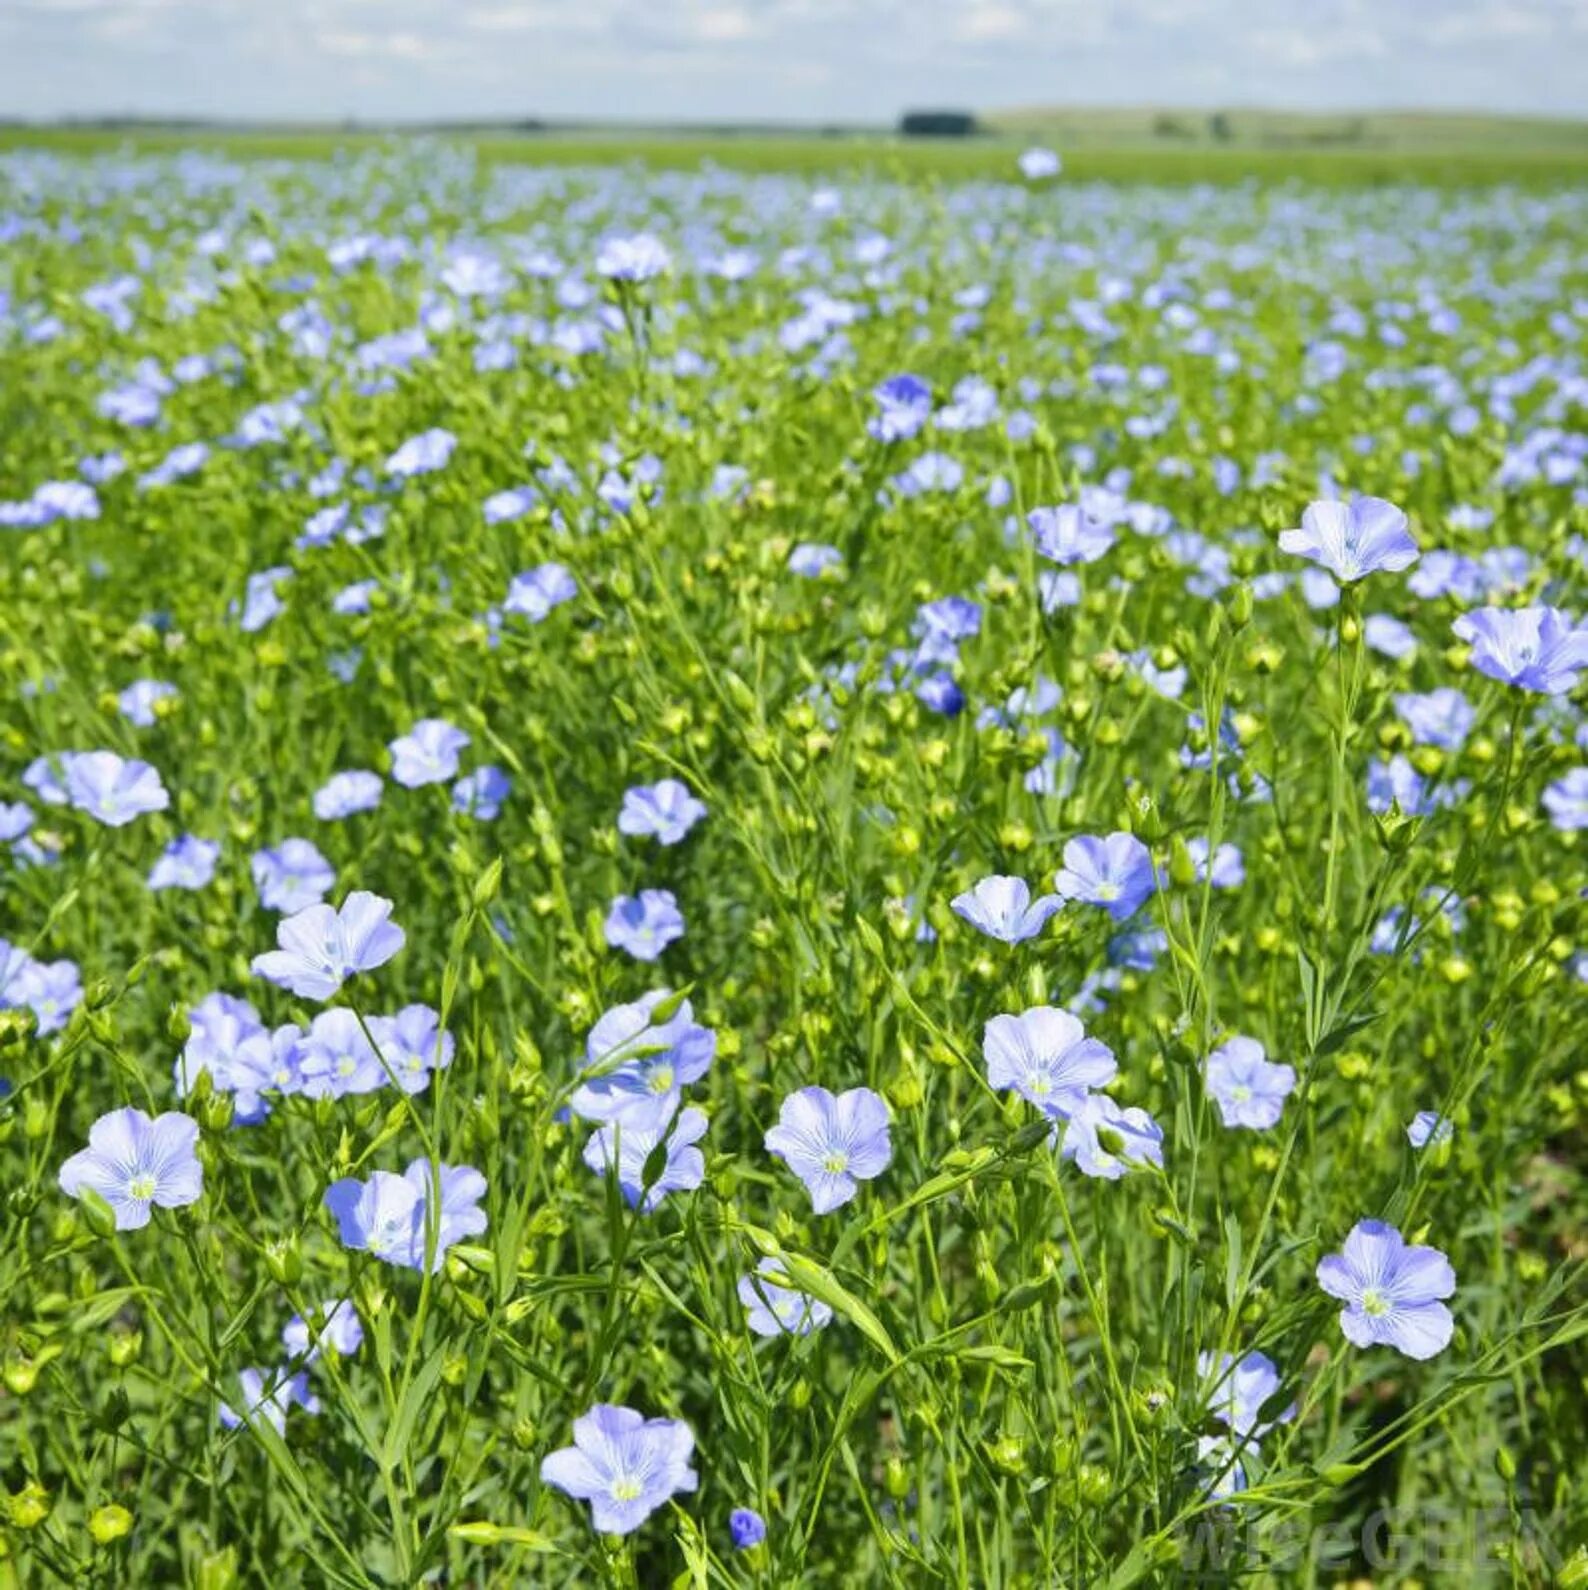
[4,121,1588,187]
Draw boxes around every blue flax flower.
[324,1160,487,1272]
[313,771,382,821]
[1197,1349,1295,1438]
[983,1005,1116,1121]
[1316,1219,1456,1359]
[765,1085,891,1213]
[1452,605,1588,695]
[64,751,169,827]
[452,765,511,820]
[1407,1111,1454,1150]
[618,779,707,845]
[389,718,470,787]
[147,835,219,892]
[951,875,1062,943]
[1028,505,1115,566]
[603,889,685,962]
[1054,832,1155,921]
[282,1299,364,1361]
[1279,496,1418,582]
[251,838,334,912]
[219,1368,318,1436]
[539,1404,697,1535]
[1061,1094,1164,1180]
[504,562,577,621]
[251,890,404,1001]
[572,990,716,1123]
[738,1257,834,1337]
[729,1508,768,1548]
[1204,1037,1296,1130]
[58,1107,203,1230]
[582,1106,708,1210]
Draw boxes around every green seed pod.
[264,1237,301,1287]
[88,1504,133,1545]
[76,1187,119,1240]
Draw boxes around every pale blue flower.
[389,718,470,787]
[1061,1093,1164,1179]
[950,875,1061,943]
[582,1105,709,1211]
[983,1005,1116,1121]
[618,780,706,846]
[540,1405,697,1535]
[58,1107,203,1230]
[765,1085,891,1213]
[738,1257,833,1337]
[1317,1219,1456,1359]
[148,834,219,891]
[1204,1037,1296,1130]
[1054,832,1155,921]
[603,890,685,962]
[251,891,404,1001]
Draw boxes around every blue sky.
[2,0,1584,123]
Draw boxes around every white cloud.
[1,0,1585,122]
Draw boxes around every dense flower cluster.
[2,141,1584,1582]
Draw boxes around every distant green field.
[4,121,1588,186]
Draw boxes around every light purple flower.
[868,375,933,443]
[1316,1219,1456,1359]
[251,838,334,912]
[618,780,706,846]
[367,1003,454,1095]
[313,771,382,821]
[1543,769,1588,831]
[1407,1111,1454,1150]
[1187,839,1244,888]
[1393,688,1474,750]
[540,1405,697,1535]
[1054,832,1156,921]
[765,1085,891,1213]
[950,875,1061,944]
[452,765,511,820]
[1198,1349,1295,1438]
[788,542,842,578]
[504,563,577,622]
[385,427,456,479]
[0,802,33,844]
[389,718,470,787]
[983,1006,1116,1121]
[1204,1037,1296,1130]
[324,1159,487,1272]
[148,834,220,891]
[1061,1093,1164,1180]
[603,889,685,962]
[298,1009,387,1099]
[738,1257,834,1337]
[572,990,716,1123]
[582,1105,709,1211]
[12,958,81,1035]
[116,678,177,727]
[1029,505,1115,566]
[219,1368,319,1435]
[1279,496,1418,582]
[1018,146,1062,180]
[283,1299,364,1362]
[64,751,169,827]
[251,890,404,1001]
[1453,606,1588,695]
[58,1107,203,1230]
[596,233,673,281]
